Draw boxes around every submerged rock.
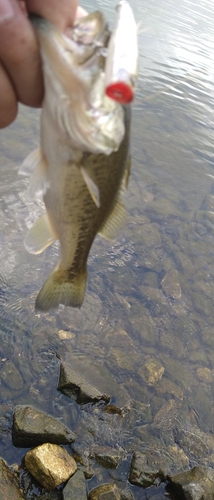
[63,469,87,500]
[129,451,166,488]
[89,445,121,469]
[0,360,23,391]
[12,405,75,447]
[160,269,181,299]
[89,483,121,500]
[25,443,77,490]
[121,489,135,500]
[170,465,214,500]
[0,458,24,500]
[138,357,164,386]
[58,362,110,404]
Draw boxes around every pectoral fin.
[19,148,49,198]
[24,213,57,254]
[80,167,100,208]
[99,197,126,240]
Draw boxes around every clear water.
[1,0,214,497]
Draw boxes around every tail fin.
[35,267,87,311]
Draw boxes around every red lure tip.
[106,81,134,104]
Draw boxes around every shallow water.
[1,0,214,497]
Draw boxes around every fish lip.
[31,11,110,69]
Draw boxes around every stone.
[129,451,166,487]
[161,269,181,299]
[196,367,212,384]
[58,362,110,404]
[0,458,24,499]
[25,443,77,490]
[63,469,87,500]
[170,465,214,500]
[89,483,121,500]
[0,360,23,391]
[121,489,135,500]
[90,445,121,469]
[12,405,75,447]
[138,357,164,385]
[156,377,183,400]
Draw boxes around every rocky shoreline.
[1,359,213,500]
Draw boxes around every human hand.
[0,0,84,128]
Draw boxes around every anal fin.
[24,213,57,254]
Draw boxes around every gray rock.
[129,451,166,487]
[25,443,77,490]
[90,445,121,469]
[170,465,214,500]
[89,483,121,500]
[121,489,135,500]
[58,362,110,404]
[63,469,87,500]
[0,458,24,499]
[138,357,164,386]
[0,360,23,391]
[161,269,181,299]
[12,405,75,447]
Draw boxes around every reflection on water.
[1,0,214,496]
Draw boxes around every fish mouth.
[30,11,110,68]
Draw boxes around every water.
[1,0,214,497]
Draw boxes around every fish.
[105,0,138,104]
[19,6,136,312]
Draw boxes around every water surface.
[1,0,214,497]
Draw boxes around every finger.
[75,6,88,18]
[0,62,17,128]
[26,0,78,31]
[0,0,43,108]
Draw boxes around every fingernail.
[0,0,14,23]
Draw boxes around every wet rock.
[121,489,135,500]
[161,269,181,299]
[63,468,87,500]
[89,483,121,500]
[58,329,75,340]
[138,357,164,385]
[12,405,75,447]
[129,401,152,426]
[156,377,183,400]
[20,468,61,499]
[143,271,159,288]
[166,444,189,470]
[139,286,171,316]
[62,353,130,410]
[129,451,166,487]
[159,354,197,392]
[58,362,110,404]
[109,347,140,372]
[0,360,23,391]
[89,445,121,469]
[136,223,161,248]
[196,367,212,384]
[174,425,211,457]
[129,311,157,346]
[25,443,77,490]
[170,465,214,500]
[0,458,24,499]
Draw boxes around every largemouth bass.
[20,5,137,311]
